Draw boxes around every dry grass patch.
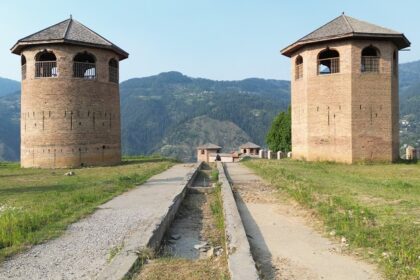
[243,159,420,280]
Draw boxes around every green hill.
[120,72,290,161]
[1,61,420,162]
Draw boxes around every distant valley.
[1,61,420,162]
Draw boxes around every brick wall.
[20,44,122,168]
[290,39,399,163]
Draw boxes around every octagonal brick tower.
[11,17,129,168]
[281,14,410,163]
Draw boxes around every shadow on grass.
[0,183,80,195]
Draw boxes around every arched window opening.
[295,55,303,80]
[21,55,27,80]
[393,51,398,76]
[361,46,380,73]
[108,58,119,83]
[73,52,96,79]
[35,51,57,78]
[317,49,340,75]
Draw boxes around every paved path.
[225,163,382,280]
[0,164,194,280]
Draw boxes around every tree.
[266,106,291,152]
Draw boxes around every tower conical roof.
[11,17,128,60]
[282,14,410,57]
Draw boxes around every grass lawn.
[0,156,175,262]
[243,159,420,280]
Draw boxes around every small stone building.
[406,146,418,160]
[240,142,261,156]
[197,143,221,162]
[281,14,410,163]
[11,17,129,168]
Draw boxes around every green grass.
[0,156,175,261]
[211,183,225,233]
[243,159,420,280]
[210,169,219,183]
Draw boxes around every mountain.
[399,61,420,148]
[0,72,290,162]
[0,91,20,161]
[1,60,420,162]
[120,72,290,161]
[0,77,20,97]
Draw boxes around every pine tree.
[266,106,291,152]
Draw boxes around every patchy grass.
[0,156,175,261]
[211,183,225,235]
[137,258,229,280]
[210,169,219,183]
[243,159,420,280]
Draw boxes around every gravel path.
[0,164,194,280]
[225,163,382,280]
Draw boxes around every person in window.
[215,153,221,161]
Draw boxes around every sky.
[0,0,418,82]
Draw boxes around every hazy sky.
[0,0,418,81]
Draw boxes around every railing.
[361,56,379,73]
[109,66,118,83]
[295,64,303,80]
[73,62,96,79]
[318,57,340,75]
[35,61,58,78]
[21,64,26,80]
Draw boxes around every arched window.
[108,58,119,83]
[35,51,57,78]
[361,46,380,73]
[317,49,340,75]
[295,55,303,80]
[73,52,96,79]
[393,51,398,76]
[21,55,27,80]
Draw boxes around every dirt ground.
[225,163,382,280]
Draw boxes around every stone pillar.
[267,150,272,159]
[287,152,293,158]
[277,151,284,159]
[259,149,264,158]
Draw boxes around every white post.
[267,150,272,159]
[259,149,264,158]
[287,151,292,158]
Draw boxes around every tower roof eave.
[281,32,410,57]
[11,39,129,60]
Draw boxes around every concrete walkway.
[225,163,381,280]
[0,164,195,280]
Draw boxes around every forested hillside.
[1,60,419,162]
[120,72,290,160]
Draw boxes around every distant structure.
[281,14,410,163]
[240,142,261,156]
[197,143,221,162]
[11,17,128,168]
[406,146,418,160]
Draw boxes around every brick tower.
[11,17,129,168]
[281,14,410,163]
